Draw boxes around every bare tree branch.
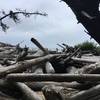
[0,10,47,32]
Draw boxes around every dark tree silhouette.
[62,0,100,44]
[0,9,47,32]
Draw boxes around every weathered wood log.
[31,37,48,54]
[33,50,45,57]
[16,82,42,100]
[0,79,43,99]
[45,61,55,74]
[27,82,69,91]
[26,81,94,91]
[72,57,96,64]
[62,43,68,48]
[0,79,93,99]
[31,37,55,73]
[62,43,75,53]
[0,86,18,100]
[0,93,17,100]
[57,43,65,49]
[0,42,15,47]
[89,95,100,100]
[33,67,44,74]
[69,84,100,100]
[6,73,100,82]
[24,55,42,60]
[42,85,78,100]
[0,54,61,78]
[1,58,12,66]
[64,47,80,63]
[15,45,23,55]
[42,84,100,100]
[16,46,28,61]
[0,79,23,98]
[27,50,45,73]
[76,63,100,74]
[0,54,16,59]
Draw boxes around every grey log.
[64,47,80,63]
[6,73,100,82]
[72,57,96,64]
[42,85,78,100]
[69,84,100,100]
[26,81,93,91]
[45,61,55,74]
[31,37,55,74]
[31,37,48,54]
[0,54,61,78]
[16,82,42,100]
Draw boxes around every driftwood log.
[42,84,100,100]
[0,54,62,78]
[69,84,100,100]
[72,57,96,64]
[6,73,100,82]
[16,82,42,100]
[76,63,100,74]
[0,38,100,100]
[31,37,55,74]
[0,80,23,99]
[42,85,78,100]
[64,47,80,63]
[31,37,48,54]
[26,81,94,91]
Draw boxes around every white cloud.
[0,0,95,49]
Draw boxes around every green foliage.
[74,41,96,51]
[74,41,100,55]
[94,46,100,55]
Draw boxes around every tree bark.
[62,0,100,44]
[6,73,100,82]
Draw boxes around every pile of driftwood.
[0,38,100,100]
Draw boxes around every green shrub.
[74,41,100,55]
[74,41,97,51]
[94,46,100,55]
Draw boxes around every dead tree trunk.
[62,0,100,44]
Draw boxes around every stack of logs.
[0,38,100,100]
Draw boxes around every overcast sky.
[0,0,97,49]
